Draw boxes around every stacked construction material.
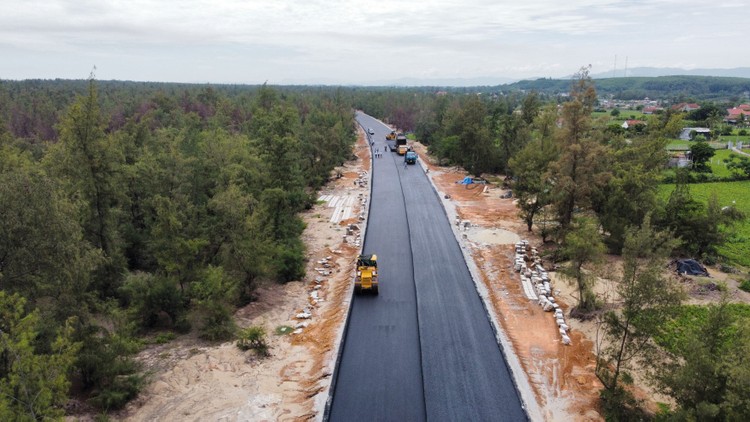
[514,241,571,346]
[514,240,538,301]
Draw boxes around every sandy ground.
[109,130,372,422]
[99,129,750,422]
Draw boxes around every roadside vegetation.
[353,69,750,419]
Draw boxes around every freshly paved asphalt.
[327,112,526,421]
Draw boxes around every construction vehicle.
[386,130,396,140]
[354,254,378,294]
[394,133,407,154]
[405,151,417,164]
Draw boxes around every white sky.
[0,0,747,85]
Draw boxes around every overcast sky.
[1,0,747,85]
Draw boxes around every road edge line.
[320,116,374,422]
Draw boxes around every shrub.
[89,374,143,410]
[119,272,186,329]
[739,279,750,293]
[152,332,176,344]
[599,385,649,420]
[237,326,270,357]
[198,301,236,341]
[76,326,142,411]
[192,266,239,341]
[274,241,306,282]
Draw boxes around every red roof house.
[671,103,701,112]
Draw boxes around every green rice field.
[660,180,750,267]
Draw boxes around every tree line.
[0,78,355,417]
[507,75,750,102]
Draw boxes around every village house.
[725,104,750,124]
[621,119,647,129]
[671,102,701,112]
[679,127,711,140]
[642,106,664,114]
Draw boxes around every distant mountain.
[502,75,750,101]
[366,76,519,87]
[273,76,520,87]
[590,67,750,79]
[350,76,520,87]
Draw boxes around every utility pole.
[613,55,617,78]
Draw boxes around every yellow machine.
[354,254,379,295]
[386,130,396,140]
[395,133,407,154]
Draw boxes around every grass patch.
[652,304,750,352]
[709,149,741,178]
[660,180,750,267]
[593,110,647,121]
[665,140,727,151]
[666,139,690,150]
[151,332,176,344]
[275,325,294,335]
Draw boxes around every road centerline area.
[328,112,525,421]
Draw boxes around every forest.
[0,78,355,417]
[2,72,750,420]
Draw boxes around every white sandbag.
[561,334,571,345]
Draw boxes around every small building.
[643,106,663,114]
[671,103,701,112]
[679,127,711,141]
[622,119,646,129]
[725,106,750,123]
[667,153,692,168]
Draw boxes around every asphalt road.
[327,112,525,421]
